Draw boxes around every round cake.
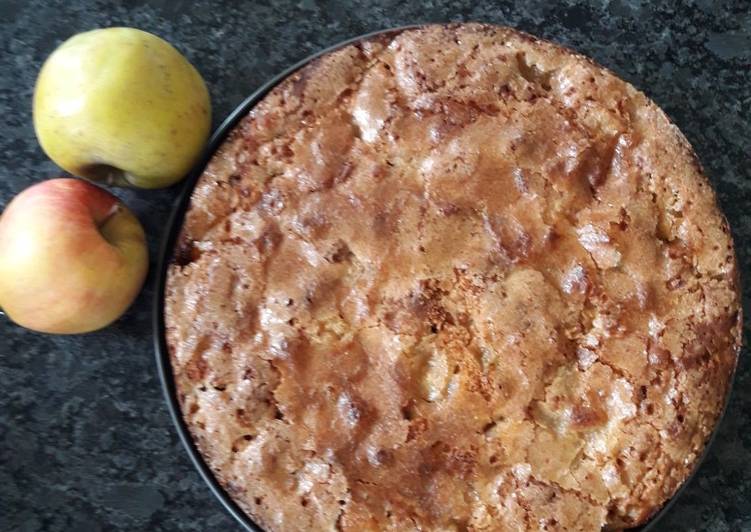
[164,24,741,531]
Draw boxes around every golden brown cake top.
[165,24,741,531]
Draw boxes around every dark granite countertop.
[1,1,749,530]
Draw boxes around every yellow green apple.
[0,178,148,334]
[33,27,211,189]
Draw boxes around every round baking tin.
[153,24,737,532]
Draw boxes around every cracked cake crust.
[164,24,741,531]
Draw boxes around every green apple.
[0,178,148,334]
[33,27,211,189]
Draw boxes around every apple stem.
[105,171,134,188]
[81,164,134,188]
[102,202,122,224]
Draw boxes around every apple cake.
[164,23,741,531]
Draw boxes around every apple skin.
[0,178,148,334]
[33,27,211,189]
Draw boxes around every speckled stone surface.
[0,1,748,531]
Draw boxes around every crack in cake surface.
[165,23,740,532]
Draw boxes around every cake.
[164,24,741,531]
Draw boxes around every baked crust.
[165,24,741,531]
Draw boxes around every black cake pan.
[153,25,737,532]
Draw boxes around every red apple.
[0,178,148,334]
